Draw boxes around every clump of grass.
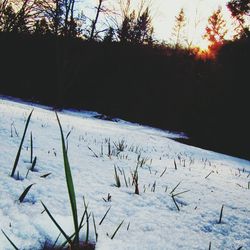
[113,139,126,153]
[11,109,33,178]
[42,113,96,249]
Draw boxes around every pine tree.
[118,7,153,45]
[118,10,135,43]
[133,7,153,44]
[34,18,51,35]
[103,27,115,43]
[0,4,16,32]
[0,1,32,33]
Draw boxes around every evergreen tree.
[0,3,16,32]
[103,27,115,42]
[118,7,153,45]
[118,10,135,43]
[133,7,153,44]
[0,0,34,33]
[37,0,79,37]
[34,18,51,35]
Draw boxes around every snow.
[0,97,249,250]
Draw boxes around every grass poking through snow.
[110,220,124,240]
[218,205,224,224]
[11,109,33,178]
[18,183,35,203]
[1,229,19,250]
[55,112,79,244]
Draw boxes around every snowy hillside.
[0,97,249,250]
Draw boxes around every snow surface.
[0,97,249,250]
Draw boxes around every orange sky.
[150,0,235,48]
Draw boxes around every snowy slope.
[0,97,249,250]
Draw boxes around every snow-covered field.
[0,97,249,250]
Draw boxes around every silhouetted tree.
[118,1,153,44]
[89,0,104,40]
[36,0,79,37]
[0,0,8,28]
[103,26,115,42]
[118,10,135,42]
[0,0,38,33]
[204,8,228,56]
[34,18,51,35]
[133,7,153,44]
[0,2,16,32]
[172,8,186,48]
[227,0,250,38]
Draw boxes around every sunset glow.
[82,0,237,50]
[148,0,235,49]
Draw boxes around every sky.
[79,0,235,49]
[150,0,233,48]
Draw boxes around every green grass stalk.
[56,112,79,244]
[11,109,33,178]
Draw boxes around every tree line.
[0,0,249,49]
[0,0,154,44]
